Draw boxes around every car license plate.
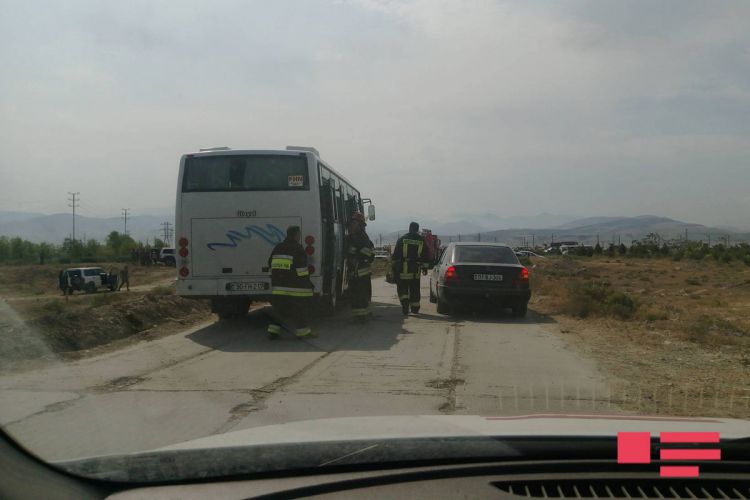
[227,282,267,291]
[473,274,502,281]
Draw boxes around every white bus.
[175,146,375,318]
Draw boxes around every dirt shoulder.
[530,256,750,418]
[0,263,176,299]
[0,271,212,371]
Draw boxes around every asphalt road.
[0,277,615,462]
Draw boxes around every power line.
[67,192,80,242]
[122,208,130,236]
[161,221,173,246]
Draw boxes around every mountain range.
[0,211,173,244]
[1,210,745,247]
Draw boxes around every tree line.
[564,240,750,265]
[0,232,168,265]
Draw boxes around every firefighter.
[118,265,130,292]
[267,225,315,339]
[346,212,375,321]
[392,221,428,315]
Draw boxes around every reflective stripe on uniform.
[399,273,418,279]
[271,255,294,270]
[359,247,374,256]
[267,324,282,334]
[410,302,420,307]
[402,239,423,258]
[295,327,312,337]
[272,286,313,297]
[357,266,371,277]
[399,294,409,300]
[348,247,358,254]
[296,267,309,277]
[352,307,369,316]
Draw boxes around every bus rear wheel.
[212,298,250,320]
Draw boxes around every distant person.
[392,221,428,315]
[266,225,314,339]
[346,212,375,321]
[118,265,130,291]
[58,270,69,297]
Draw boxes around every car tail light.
[305,245,315,255]
[308,264,315,274]
[445,265,456,280]
[305,235,315,245]
[179,267,189,278]
[513,267,529,285]
[179,247,189,257]
[179,237,188,248]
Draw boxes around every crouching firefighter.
[392,221,428,315]
[346,212,375,321]
[267,225,315,339]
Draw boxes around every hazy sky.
[1,0,749,227]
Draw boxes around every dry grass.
[530,256,750,418]
[3,287,210,360]
[0,263,176,298]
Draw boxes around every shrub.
[91,293,116,308]
[41,300,65,315]
[147,286,174,297]
[564,281,638,320]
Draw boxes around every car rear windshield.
[182,154,309,192]
[83,269,101,276]
[454,246,518,264]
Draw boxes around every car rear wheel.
[84,282,96,294]
[511,303,528,318]
[436,292,450,315]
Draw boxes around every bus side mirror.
[367,205,376,221]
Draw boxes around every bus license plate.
[228,282,267,291]
[473,274,502,281]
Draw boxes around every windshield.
[454,246,518,264]
[182,154,309,192]
[1,0,749,487]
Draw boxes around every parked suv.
[159,248,176,266]
[60,267,118,294]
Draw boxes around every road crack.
[432,323,463,414]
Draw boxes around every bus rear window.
[182,154,309,192]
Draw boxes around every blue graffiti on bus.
[207,224,285,251]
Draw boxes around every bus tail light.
[305,245,315,255]
[179,267,190,278]
[308,264,315,274]
[179,237,188,248]
[304,235,315,245]
[179,247,189,257]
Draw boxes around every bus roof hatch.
[286,146,320,156]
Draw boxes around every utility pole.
[707,234,711,247]
[68,192,80,242]
[161,221,173,246]
[478,233,481,242]
[596,234,600,245]
[122,208,130,236]
[685,228,688,242]
[532,234,535,248]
